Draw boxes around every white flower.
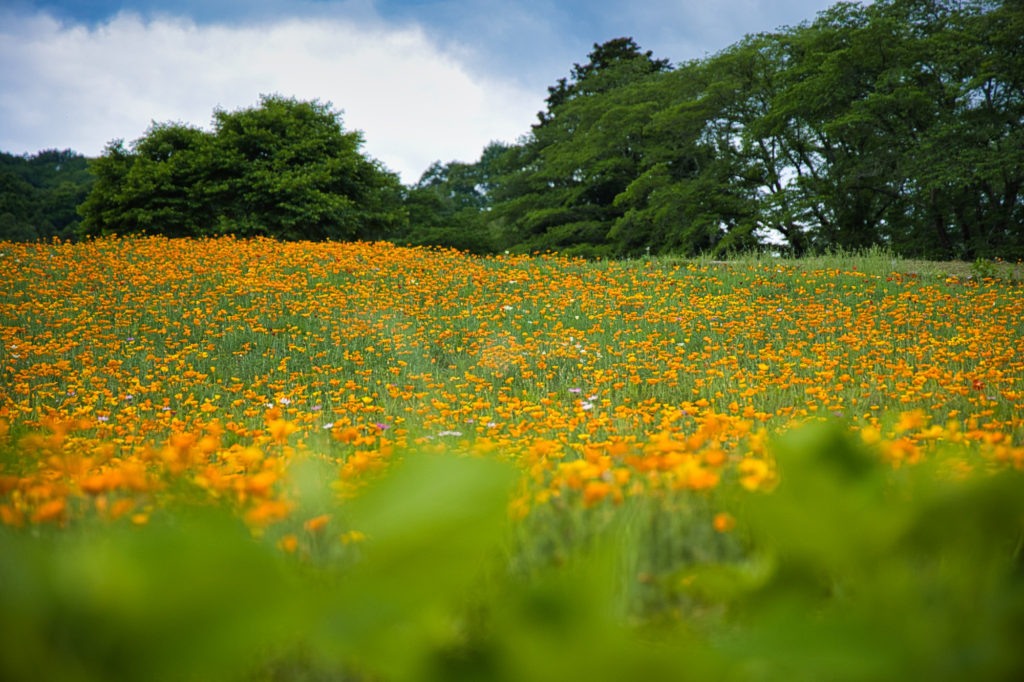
[323,422,335,429]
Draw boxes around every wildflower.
[739,458,772,491]
[245,471,278,496]
[333,426,360,443]
[303,514,330,533]
[583,481,612,506]
[340,530,366,545]
[895,410,927,434]
[31,498,66,524]
[267,418,298,443]
[713,512,736,533]
[277,534,298,553]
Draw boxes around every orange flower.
[303,513,330,533]
[332,426,360,444]
[245,470,278,496]
[713,512,736,533]
[267,418,298,444]
[245,499,292,526]
[277,533,299,553]
[31,498,66,524]
[582,481,613,507]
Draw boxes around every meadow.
[1,236,1023,681]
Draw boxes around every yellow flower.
[267,418,298,444]
[340,530,366,545]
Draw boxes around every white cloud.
[0,10,542,182]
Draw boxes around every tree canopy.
[0,149,93,241]
[3,0,1021,258]
[79,95,406,241]
[405,0,1023,260]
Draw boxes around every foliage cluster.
[0,149,93,241]
[2,424,1023,681]
[409,0,1024,259]
[78,95,406,241]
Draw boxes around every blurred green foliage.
[2,424,1023,681]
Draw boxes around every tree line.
[408,0,1023,259]
[2,0,1021,260]
[0,149,93,241]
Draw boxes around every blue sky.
[1,0,841,183]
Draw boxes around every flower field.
[2,236,1023,681]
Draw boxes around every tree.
[493,38,674,255]
[0,149,93,241]
[401,142,512,252]
[79,95,406,241]
[905,0,1024,259]
[609,59,763,256]
[79,124,211,237]
[537,37,671,126]
[411,2,1024,259]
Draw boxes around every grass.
[648,244,1021,281]
[1,236,1023,680]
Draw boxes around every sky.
[1,0,841,184]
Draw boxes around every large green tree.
[79,95,405,241]
[401,141,510,252]
[905,0,1024,259]
[407,2,1023,259]
[493,38,674,255]
[609,59,762,256]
